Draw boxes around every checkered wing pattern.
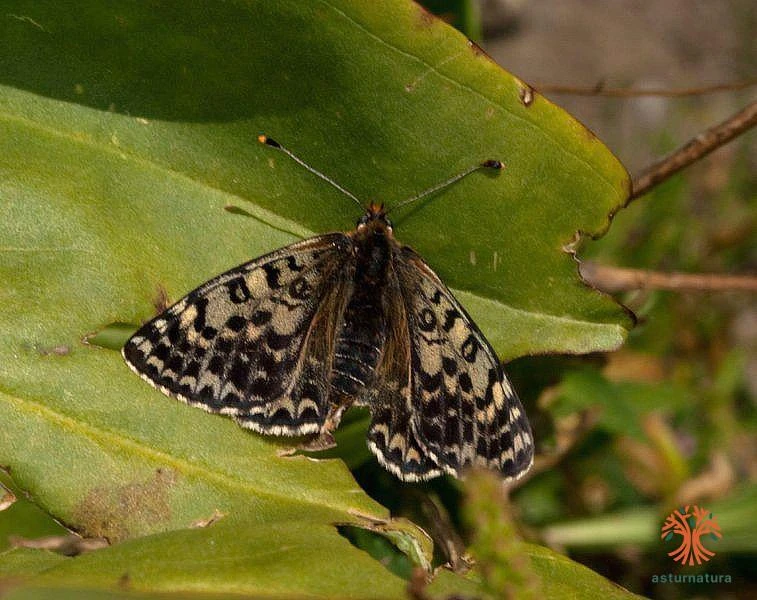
[363,247,533,481]
[122,234,350,435]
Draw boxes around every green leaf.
[0,362,430,552]
[0,0,630,361]
[1,0,630,596]
[5,535,644,600]
[3,588,172,600]
[427,544,644,599]
[0,549,68,580]
[21,521,410,599]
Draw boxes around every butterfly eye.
[356,214,370,228]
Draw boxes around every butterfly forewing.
[394,249,534,480]
[123,234,351,435]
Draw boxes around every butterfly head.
[357,202,393,233]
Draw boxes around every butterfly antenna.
[386,159,503,215]
[258,135,364,209]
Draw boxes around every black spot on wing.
[418,308,436,332]
[251,310,272,326]
[226,315,247,332]
[226,277,252,303]
[460,334,479,363]
[286,255,304,272]
[193,298,208,332]
[442,308,462,332]
[262,263,281,289]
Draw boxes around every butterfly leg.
[299,431,336,451]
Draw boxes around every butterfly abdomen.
[331,332,384,396]
[330,224,391,397]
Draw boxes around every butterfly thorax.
[329,205,395,398]
[352,205,394,282]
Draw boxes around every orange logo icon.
[661,505,722,565]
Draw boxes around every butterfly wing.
[122,233,352,435]
[391,247,534,481]
[358,269,444,480]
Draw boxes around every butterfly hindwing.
[122,233,351,435]
[358,273,444,480]
[394,248,534,480]
[366,401,444,481]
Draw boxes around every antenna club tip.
[258,134,281,148]
[483,159,504,170]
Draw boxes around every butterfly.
[122,136,534,482]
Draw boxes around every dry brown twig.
[630,100,757,201]
[581,100,757,295]
[0,483,15,511]
[581,263,757,293]
[10,534,108,556]
[535,78,757,97]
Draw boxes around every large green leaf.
[428,544,645,599]
[2,532,643,600]
[24,521,410,599]
[1,0,632,596]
